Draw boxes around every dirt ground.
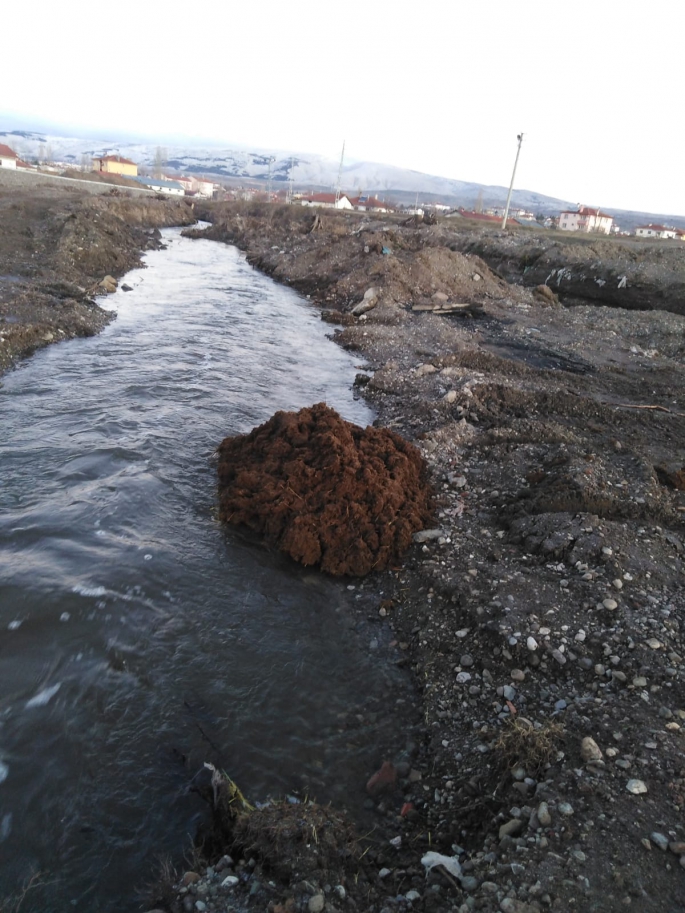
[0,170,196,375]
[3,194,685,913]
[167,204,685,913]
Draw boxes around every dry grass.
[233,799,361,881]
[493,717,565,775]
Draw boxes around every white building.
[0,143,18,169]
[558,205,613,235]
[351,195,393,213]
[300,193,353,209]
[635,223,677,239]
[194,177,216,199]
[133,176,185,196]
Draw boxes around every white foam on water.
[25,683,61,709]
[72,584,107,598]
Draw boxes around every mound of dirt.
[217,403,433,575]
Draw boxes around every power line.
[502,133,524,230]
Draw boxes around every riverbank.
[168,203,685,913]
[0,170,196,376]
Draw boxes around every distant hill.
[2,128,684,231]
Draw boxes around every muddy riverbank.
[0,171,196,375]
[168,203,685,913]
[2,188,685,912]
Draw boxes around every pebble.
[511,669,525,682]
[646,638,662,650]
[461,875,479,892]
[580,736,603,762]
[632,676,648,687]
[308,894,325,913]
[405,890,421,902]
[613,579,623,590]
[603,598,618,610]
[221,876,239,888]
[195,903,206,913]
[537,802,552,826]
[461,654,474,666]
[456,672,472,684]
[558,802,574,817]
[552,649,566,665]
[378,868,391,879]
[499,818,524,839]
[669,842,685,855]
[650,832,669,851]
[503,685,517,701]
[626,779,648,794]
[526,636,538,651]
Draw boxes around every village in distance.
[0,138,683,242]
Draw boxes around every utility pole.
[287,156,295,204]
[502,133,524,230]
[335,140,346,206]
[266,156,275,202]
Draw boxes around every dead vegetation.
[493,718,565,776]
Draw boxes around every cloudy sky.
[4,0,683,214]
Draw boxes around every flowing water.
[0,230,412,910]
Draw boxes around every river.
[0,230,413,910]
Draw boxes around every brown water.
[0,231,414,910]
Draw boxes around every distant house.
[635,223,677,239]
[92,154,138,177]
[558,205,613,234]
[165,174,194,195]
[193,177,216,199]
[0,143,18,169]
[132,176,184,196]
[350,195,393,213]
[300,192,353,210]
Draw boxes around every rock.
[537,802,552,826]
[221,875,239,887]
[603,598,618,610]
[195,903,206,913]
[182,872,201,886]
[511,669,526,682]
[432,292,449,302]
[499,818,524,839]
[443,390,458,403]
[413,529,443,543]
[650,832,669,851]
[366,761,397,795]
[308,895,325,913]
[626,779,648,794]
[526,636,538,651]
[415,363,437,376]
[558,802,574,817]
[581,737,603,762]
[533,284,557,305]
[351,298,377,317]
[121,283,133,292]
[500,899,540,913]
[99,274,118,293]
[405,890,421,902]
[334,885,346,901]
[669,842,685,855]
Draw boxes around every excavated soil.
[216,403,433,576]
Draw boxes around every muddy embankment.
[191,201,685,315]
[0,184,196,374]
[450,230,685,314]
[170,202,685,913]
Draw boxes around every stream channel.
[0,229,415,910]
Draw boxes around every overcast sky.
[4,0,684,215]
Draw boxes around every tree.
[153,146,167,179]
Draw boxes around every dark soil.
[0,170,196,375]
[170,203,685,913]
[217,403,433,576]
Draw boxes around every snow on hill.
[0,128,572,212]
